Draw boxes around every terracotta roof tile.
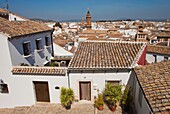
[0,17,51,38]
[68,41,145,70]
[12,66,66,75]
[108,33,123,38]
[147,45,170,55]
[53,38,67,47]
[82,30,108,34]
[0,8,8,13]
[134,60,170,113]
[69,46,77,53]
[158,32,170,37]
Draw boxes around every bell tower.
[86,9,92,30]
[82,17,85,26]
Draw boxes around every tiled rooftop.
[158,32,170,37]
[0,8,8,13]
[134,60,170,114]
[12,66,66,75]
[0,17,51,38]
[147,45,170,55]
[82,30,108,34]
[68,41,146,70]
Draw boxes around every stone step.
[34,102,51,107]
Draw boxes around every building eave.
[8,30,52,40]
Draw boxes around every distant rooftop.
[147,45,170,55]
[0,8,8,13]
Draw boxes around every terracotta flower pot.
[97,105,104,111]
[65,105,71,110]
[109,105,117,112]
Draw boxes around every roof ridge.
[12,66,67,75]
[130,43,147,67]
[85,40,147,44]
[12,66,67,69]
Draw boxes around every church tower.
[82,17,85,26]
[86,9,92,30]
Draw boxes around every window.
[106,80,120,86]
[23,41,31,56]
[0,84,9,93]
[164,56,168,61]
[60,61,66,67]
[45,36,50,46]
[138,88,143,108]
[36,39,42,50]
[0,80,9,93]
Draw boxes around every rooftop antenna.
[6,0,9,10]
[87,8,89,10]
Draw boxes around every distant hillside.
[96,19,168,22]
[30,18,168,23]
[30,18,57,23]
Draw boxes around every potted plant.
[108,100,117,112]
[94,93,104,111]
[103,83,122,112]
[121,86,132,112]
[60,87,74,109]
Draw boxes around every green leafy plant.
[121,86,132,111]
[94,93,104,107]
[49,61,57,66]
[104,83,122,105]
[20,63,29,66]
[60,87,74,109]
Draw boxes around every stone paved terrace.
[0,101,124,114]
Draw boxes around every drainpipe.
[67,70,70,88]
[50,29,54,57]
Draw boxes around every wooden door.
[79,82,91,100]
[34,81,50,102]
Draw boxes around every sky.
[1,0,170,21]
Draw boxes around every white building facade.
[8,32,52,66]
[68,41,147,102]
[68,69,131,101]
[0,14,68,108]
[0,66,68,108]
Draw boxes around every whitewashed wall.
[69,69,131,101]
[118,29,137,37]
[0,34,14,108]
[128,71,152,114]
[9,13,26,21]
[8,32,52,66]
[146,53,170,64]
[0,34,13,76]
[0,33,67,108]
[0,74,68,108]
